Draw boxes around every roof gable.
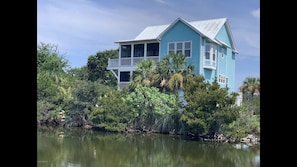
[156,17,207,40]
[221,19,238,53]
[189,18,226,40]
[117,17,238,53]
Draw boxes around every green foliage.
[239,77,260,117]
[239,77,260,97]
[37,42,69,73]
[181,75,240,136]
[129,59,160,90]
[65,80,114,126]
[37,42,73,124]
[125,86,178,116]
[155,55,171,77]
[170,53,187,73]
[37,42,72,101]
[156,53,194,93]
[86,49,118,86]
[224,99,260,138]
[72,80,110,104]
[37,72,58,100]
[36,41,254,140]
[37,42,120,127]
[90,89,134,132]
[167,73,183,92]
[37,100,64,124]
[37,100,54,121]
[180,114,207,135]
[253,95,260,115]
[124,86,179,130]
[67,66,89,80]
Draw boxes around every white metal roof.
[189,18,227,40]
[135,24,169,40]
[116,17,238,53]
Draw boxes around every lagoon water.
[37,126,260,167]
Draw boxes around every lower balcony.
[119,82,130,90]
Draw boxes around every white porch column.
[144,42,147,59]
[118,45,121,66]
[131,44,134,65]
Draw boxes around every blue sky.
[37,0,260,91]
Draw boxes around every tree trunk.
[250,94,254,118]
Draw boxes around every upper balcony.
[107,42,160,70]
[107,56,159,69]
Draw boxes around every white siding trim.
[199,37,203,74]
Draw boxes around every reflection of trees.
[175,142,260,167]
[37,127,260,167]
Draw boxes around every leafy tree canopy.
[86,49,118,86]
[181,75,239,136]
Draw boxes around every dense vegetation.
[37,42,260,140]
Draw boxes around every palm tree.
[171,53,187,73]
[129,59,159,89]
[239,77,260,117]
[166,72,184,92]
[157,53,194,93]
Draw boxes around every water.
[37,126,260,167]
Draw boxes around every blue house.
[107,17,239,92]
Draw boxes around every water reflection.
[37,126,260,167]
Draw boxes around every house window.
[205,42,217,63]
[184,42,191,57]
[212,52,216,61]
[218,74,228,84]
[134,44,144,57]
[121,45,131,58]
[169,43,175,55]
[120,71,130,82]
[220,47,226,58]
[205,44,210,60]
[176,42,183,55]
[168,41,192,57]
[147,43,159,57]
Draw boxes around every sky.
[37,0,260,91]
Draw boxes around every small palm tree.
[129,59,159,89]
[239,77,260,117]
[167,72,184,92]
[157,53,194,93]
[171,53,187,73]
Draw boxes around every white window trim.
[205,42,217,61]
[218,74,228,84]
[167,41,192,58]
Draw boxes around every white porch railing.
[108,56,159,68]
[121,58,131,66]
[108,59,119,67]
[147,56,159,64]
[119,82,129,90]
[133,57,145,65]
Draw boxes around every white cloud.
[229,16,259,58]
[37,0,172,42]
[155,0,167,4]
[251,8,260,19]
[38,0,260,71]
[37,0,172,63]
